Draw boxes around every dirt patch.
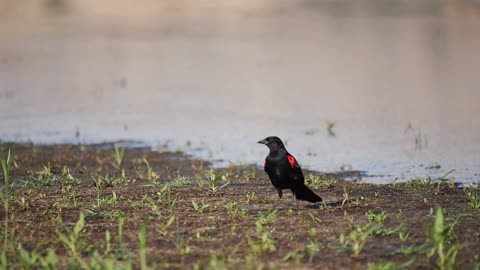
[0,143,479,269]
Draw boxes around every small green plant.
[367,258,415,270]
[36,163,52,179]
[99,191,119,207]
[18,244,40,269]
[166,192,179,213]
[17,246,59,269]
[39,248,59,269]
[204,252,229,270]
[85,250,133,270]
[94,178,102,208]
[438,170,456,183]
[407,176,433,187]
[0,248,7,269]
[348,228,370,256]
[16,196,30,210]
[305,228,321,262]
[61,166,81,185]
[26,163,65,186]
[118,217,125,248]
[99,174,128,187]
[396,243,429,256]
[154,183,180,212]
[85,209,124,218]
[466,189,480,209]
[225,202,248,218]
[426,208,460,270]
[142,158,159,181]
[1,149,11,250]
[192,200,210,214]
[342,184,351,207]
[138,221,148,270]
[248,211,278,257]
[366,209,387,224]
[305,174,335,188]
[339,218,374,257]
[171,232,192,256]
[282,248,305,263]
[57,212,85,258]
[156,215,175,237]
[111,144,125,169]
[398,231,410,243]
[256,210,278,229]
[370,224,404,236]
[194,169,229,195]
[246,192,255,204]
[247,232,277,255]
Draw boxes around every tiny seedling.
[68,186,78,207]
[282,248,305,263]
[104,230,112,255]
[466,189,480,209]
[192,200,210,214]
[118,217,125,248]
[306,174,335,188]
[367,258,415,270]
[138,221,148,270]
[143,158,159,181]
[305,228,321,262]
[36,163,52,179]
[18,244,40,269]
[110,144,125,169]
[225,202,248,218]
[339,217,375,257]
[1,149,11,250]
[246,192,255,204]
[426,208,460,270]
[256,210,278,230]
[171,232,192,256]
[247,232,277,256]
[370,224,404,236]
[407,177,433,187]
[194,169,230,195]
[342,185,352,207]
[366,209,387,224]
[57,212,85,258]
[157,215,175,237]
[398,231,410,243]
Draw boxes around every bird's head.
[257,136,285,150]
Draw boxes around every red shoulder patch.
[287,155,298,168]
[264,159,267,167]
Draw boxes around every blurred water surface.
[1,0,479,184]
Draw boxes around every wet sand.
[1,143,479,269]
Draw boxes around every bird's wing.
[287,154,305,185]
[287,155,300,168]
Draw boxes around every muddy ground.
[0,143,479,269]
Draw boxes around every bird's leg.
[272,197,281,210]
[292,192,299,211]
[272,189,283,210]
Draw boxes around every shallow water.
[1,0,479,184]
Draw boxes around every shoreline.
[2,140,475,186]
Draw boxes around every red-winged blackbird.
[258,136,322,204]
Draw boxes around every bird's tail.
[294,185,322,203]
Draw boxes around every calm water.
[1,0,479,184]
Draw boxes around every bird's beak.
[257,138,268,145]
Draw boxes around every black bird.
[258,136,322,204]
